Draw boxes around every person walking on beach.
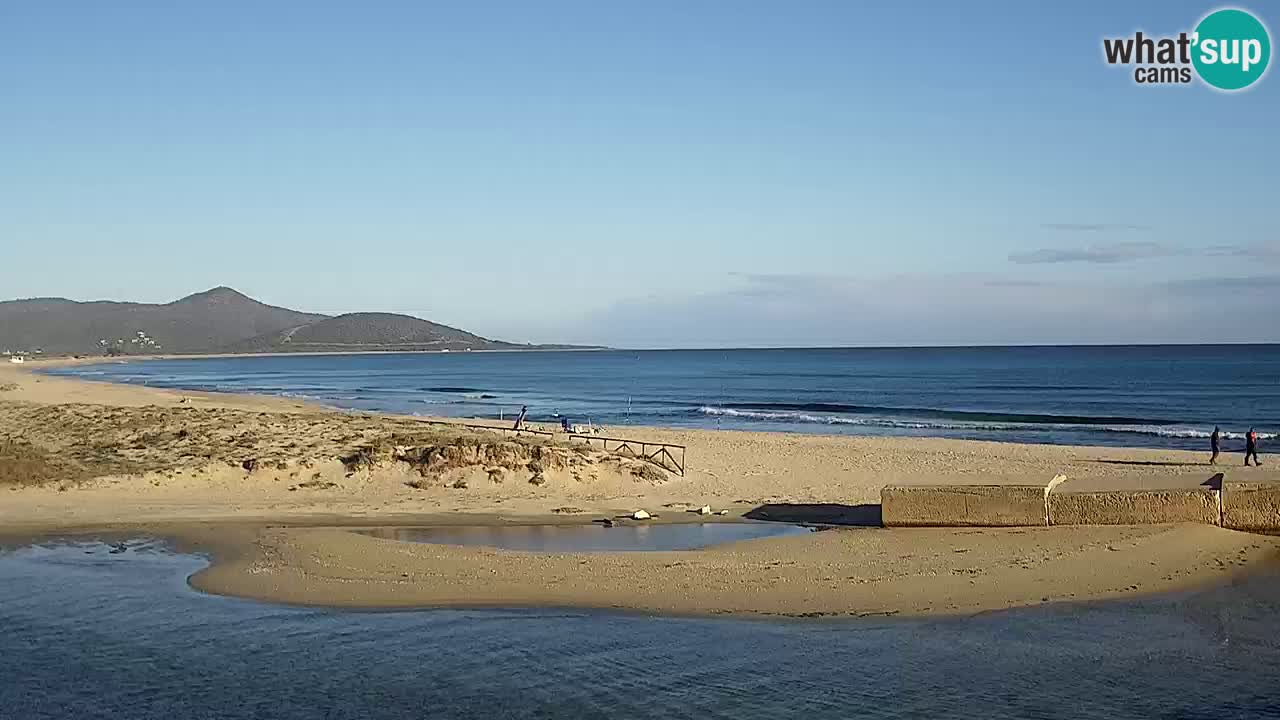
[1245,428,1262,466]
[513,405,528,431]
[1210,426,1221,465]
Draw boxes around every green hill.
[0,287,325,355]
[228,312,514,353]
[0,288,594,356]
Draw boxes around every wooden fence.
[567,434,686,476]
[414,418,555,438]
[412,417,686,475]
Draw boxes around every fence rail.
[568,434,686,476]
[414,418,555,438]
[411,417,686,475]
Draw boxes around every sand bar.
[176,522,1277,618]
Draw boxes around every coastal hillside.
[0,287,593,356]
[227,312,519,353]
[0,287,326,355]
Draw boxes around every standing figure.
[513,405,528,431]
[1245,428,1262,466]
[1210,426,1221,465]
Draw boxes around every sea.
[16,347,1280,717]
[48,345,1280,450]
[2,540,1279,719]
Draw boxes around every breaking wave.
[697,406,1032,431]
[703,403,1174,426]
[696,406,1276,439]
[1101,426,1276,441]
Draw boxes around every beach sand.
[177,522,1276,618]
[3,358,1278,618]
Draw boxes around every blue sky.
[3,1,1276,347]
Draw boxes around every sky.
[2,1,1277,347]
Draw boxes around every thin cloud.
[1161,274,1280,292]
[1204,243,1280,261]
[565,271,1279,347]
[1041,223,1151,232]
[1009,241,1181,265]
[983,279,1049,288]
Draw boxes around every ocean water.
[48,345,1280,450]
[2,540,1280,719]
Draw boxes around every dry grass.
[630,463,670,484]
[0,436,84,486]
[0,400,668,488]
[0,402,492,478]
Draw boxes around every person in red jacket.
[1245,428,1262,466]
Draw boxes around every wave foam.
[697,406,1025,431]
[1102,426,1277,440]
[697,406,1277,439]
[713,402,1170,426]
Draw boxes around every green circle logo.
[1192,8,1271,90]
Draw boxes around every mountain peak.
[0,288,325,354]
[179,286,252,303]
[0,288,590,355]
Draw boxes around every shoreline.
[4,357,1280,619]
[21,345,610,370]
[5,520,1277,620]
[186,523,1280,619]
[6,356,1277,511]
[25,354,1276,456]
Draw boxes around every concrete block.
[1048,489,1220,526]
[881,485,1047,527]
[1222,480,1280,532]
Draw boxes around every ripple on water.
[1,542,1280,719]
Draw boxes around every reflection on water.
[358,522,813,552]
[2,541,1280,720]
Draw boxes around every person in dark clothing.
[1210,426,1221,465]
[513,405,528,431]
[1245,428,1262,466]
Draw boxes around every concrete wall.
[880,477,1280,531]
[1049,489,1219,526]
[881,485,1047,527]
[1222,480,1280,532]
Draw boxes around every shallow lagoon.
[3,540,1279,719]
[357,522,813,552]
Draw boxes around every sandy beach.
[3,358,1278,618]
